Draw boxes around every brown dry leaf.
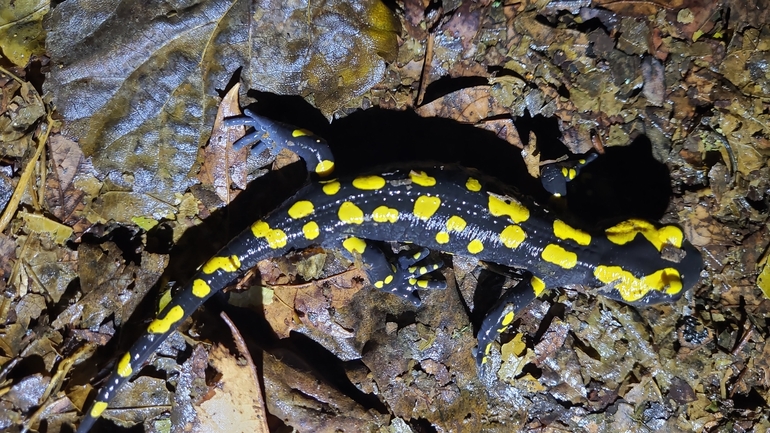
[5,374,49,412]
[0,79,43,158]
[593,0,689,17]
[169,344,210,432]
[197,83,249,203]
[521,130,540,178]
[262,269,366,341]
[721,26,770,98]
[416,86,509,123]
[0,232,17,279]
[52,243,167,330]
[477,118,524,149]
[20,211,73,245]
[262,352,389,431]
[196,343,268,433]
[98,376,171,428]
[44,134,88,228]
[727,0,770,31]
[12,232,77,305]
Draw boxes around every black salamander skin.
[76,114,702,432]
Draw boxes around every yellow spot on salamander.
[251,220,269,237]
[605,219,684,251]
[352,175,386,190]
[315,160,335,177]
[192,279,211,298]
[250,220,288,249]
[372,205,399,223]
[541,244,577,269]
[500,225,526,249]
[553,220,591,246]
[202,255,241,274]
[561,167,577,180]
[446,215,467,232]
[292,128,311,137]
[375,274,395,289]
[288,200,315,219]
[466,177,481,192]
[501,311,515,327]
[148,305,185,334]
[90,401,109,418]
[435,216,466,244]
[321,179,341,195]
[413,196,441,220]
[410,170,436,187]
[594,266,683,302]
[117,352,133,378]
[531,276,546,296]
[303,221,320,240]
[265,228,287,249]
[343,237,366,254]
[488,194,529,223]
[338,201,364,224]
[468,239,484,254]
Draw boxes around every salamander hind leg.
[474,273,543,372]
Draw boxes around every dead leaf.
[45,0,399,216]
[197,83,249,203]
[0,0,49,67]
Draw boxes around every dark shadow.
[561,135,673,226]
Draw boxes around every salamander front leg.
[540,151,598,197]
[224,109,335,178]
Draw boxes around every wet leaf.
[262,351,389,431]
[100,376,171,428]
[45,0,398,215]
[20,211,73,245]
[5,374,49,411]
[0,78,43,157]
[0,0,49,67]
[53,244,167,330]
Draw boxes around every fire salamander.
[76,110,703,432]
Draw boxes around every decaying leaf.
[45,0,399,218]
[197,83,249,203]
[0,0,49,66]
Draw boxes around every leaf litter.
[0,0,769,432]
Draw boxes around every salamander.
[75,110,703,432]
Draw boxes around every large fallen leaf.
[44,0,399,213]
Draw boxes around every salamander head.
[594,219,703,306]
